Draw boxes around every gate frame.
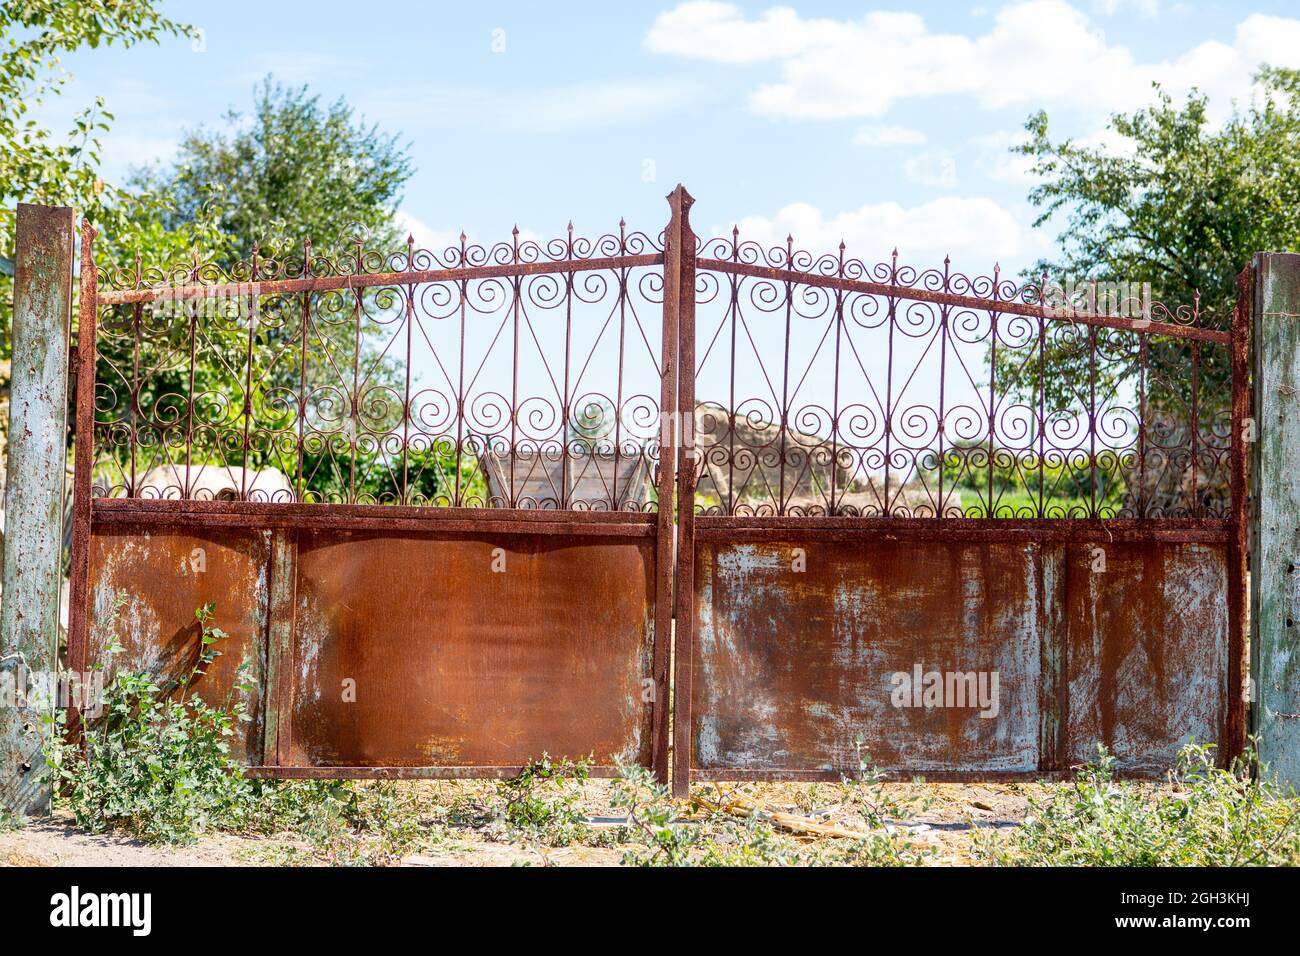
[64,215,679,785]
[11,190,1252,807]
[668,197,1251,795]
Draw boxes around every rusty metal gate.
[64,186,1248,793]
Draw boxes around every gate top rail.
[81,191,1244,519]
[97,224,666,304]
[697,255,1227,345]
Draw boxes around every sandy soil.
[0,780,1039,867]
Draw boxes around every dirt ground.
[0,779,1039,867]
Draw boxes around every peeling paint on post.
[1,204,75,815]
[1252,252,1300,790]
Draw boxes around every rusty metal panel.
[691,540,1042,775]
[691,536,1228,778]
[283,530,656,769]
[1062,542,1228,772]
[87,525,270,763]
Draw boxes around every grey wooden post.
[1252,252,1300,790]
[1,204,75,816]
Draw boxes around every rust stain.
[87,525,270,763]
[691,538,1228,778]
[1063,542,1228,770]
[283,530,656,768]
[692,541,1040,775]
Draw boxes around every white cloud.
[646,1,1300,122]
[724,196,1037,272]
[903,150,958,189]
[394,211,459,251]
[1093,0,1159,16]
[853,124,927,147]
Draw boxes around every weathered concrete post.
[1252,252,1300,790]
[0,204,75,815]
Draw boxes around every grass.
[34,602,1300,866]
[974,743,1300,866]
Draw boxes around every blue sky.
[44,0,1300,280]
[36,0,1294,490]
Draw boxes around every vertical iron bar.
[510,226,521,508]
[402,234,414,505]
[130,254,141,495]
[1037,286,1046,518]
[882,248,895,515]
[613,219,628,510]
[987,265,999,517]
[1138,332,1148,517]
[66,218,98,747]
[830,244,845,514]
[651,192,683,786]
[183,261,198,498]
[1190,338,1201,517]
[295,239,310,502]
[561,222,574,509]
[455,234,468,506]
[1088,323,1098,517]
[727,228,738,515]
[778,235,793,515]
[240,245,258,499]
[350,240,362,504]
[670,186,697,797]
[937,257,949,517]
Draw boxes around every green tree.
[130,78,413,259]
[94,79,431,503]
[991,67,1300,515]
[1018,66,1300,325]
[0,0,195,349]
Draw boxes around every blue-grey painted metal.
[1252,252,1300,791]
[1,203,75,815]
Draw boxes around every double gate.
[66,187,1248,794]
